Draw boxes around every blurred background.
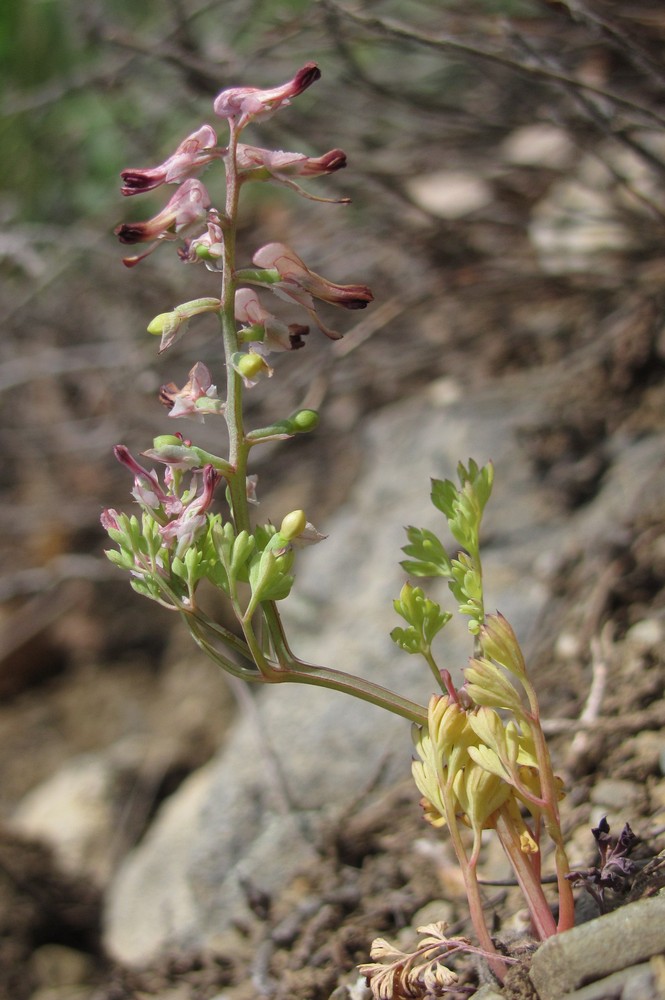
[1,1,665,996]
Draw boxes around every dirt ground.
[1,3,665,998]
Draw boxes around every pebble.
[470,986,504,1000]
[589,778,644,810]
[624,618,665,653]
[29,943,95,988]
[409,899,455,930]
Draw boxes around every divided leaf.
[391,583,451,655]
[400,526,451,578]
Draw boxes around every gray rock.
[471,988,504,1000]
[528,895,665,999]
[11,749,127,885]
[561,961,658,1000]
[589,778,645,811]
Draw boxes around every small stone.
[649,777,665,810]
[29,989,91,1000]
[405,171,493,219]
[501,124,575,169]
[624,618,665,653]
[589,778,644,810]
[10,747,140,886]
[30,944,95,987]
[555,631,582,661]
[471,986,504,1000]
[410,899,455,929]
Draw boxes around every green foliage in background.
[0,0,170,222]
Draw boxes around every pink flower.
[213,63,321,128]
[253,243,373,309]
[235,288,309,352]
[236,145,346,178]
[120,126,223,196]
[159,362,225,420]
[178,209,225,270]
[112,445,221,558]
[159,465,220,558]
[113,445,182,519]
[100,508,122,533]
[249,243,373,339]
[115,179,211,267]
[235,144,348,203]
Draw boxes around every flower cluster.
[104,63,363,624]
[412,686,548,862]
[110,443,220,559]
[112,62,370,341]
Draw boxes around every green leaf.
[400,526,451,577]
[431,461,494,555]
[391,583,452,654]
[390,625,422,655]
[430,477,458,519]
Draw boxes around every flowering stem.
[267,655,429,723]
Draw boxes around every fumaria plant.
[102,62,574,990]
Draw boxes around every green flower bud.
[147,312,176,335]
[231,352,272,386]
[289,409,319,432]
[279,509,306,540]
[152,434,182,449]
[236,354,265,378]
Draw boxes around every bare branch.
[322,0,665,128]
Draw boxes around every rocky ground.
[1,2,665,998]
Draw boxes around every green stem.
[186,608,254,662]
[423,647,447,694]
[261,601,426,722]
[185,604,425,722]
[220,119,251,536]
[265,656,428,724]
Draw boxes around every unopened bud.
[232,352,271,386]
[289,409,319,433]
[279,509,306,540]
[147,312,177,336]
[152,434,183,449]
[237,354,264,378]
